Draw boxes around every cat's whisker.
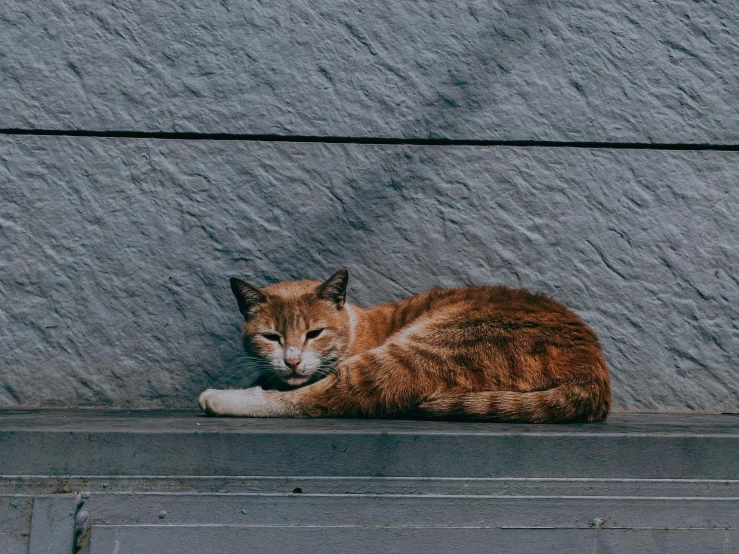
[211,360,270,387]
[226,354,272,367]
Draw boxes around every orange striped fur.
[199,269,611,423]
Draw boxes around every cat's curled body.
[199,269,611,423]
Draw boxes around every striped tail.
[417,380,611,423]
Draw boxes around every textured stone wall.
[0,1,737,410]
[1,0,737,142]
[2,138,737,409]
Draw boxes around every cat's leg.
[198,387,298,417]
[200,313,458,417]
[266,343,442,418]
[199,341,438,417]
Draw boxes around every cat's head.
[230,269,351,388]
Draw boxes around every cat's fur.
[199,269,611,423]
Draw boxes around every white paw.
[198,388,225,415]
[198,387,293,417]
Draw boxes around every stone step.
[6,475,739,497]
[1,410,738,479]
[83,493,739,529]
[89,527,734,554]
[2,410,738,553]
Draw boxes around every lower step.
[89,527,736,554]
[86,493,739,529]
[7,493,739,554]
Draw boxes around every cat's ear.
[316,268,349,309]
[230,277,268,319]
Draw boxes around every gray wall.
[2,0,738,142]
[0,1,737,410]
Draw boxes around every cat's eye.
[305,328,325,340]
[261,333,281,342]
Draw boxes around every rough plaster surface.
[1,1,737,142]
[0,136,737,410]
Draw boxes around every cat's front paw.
[198,387,295,417]
[198,388,234,416]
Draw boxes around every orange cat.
[199,269,611,423]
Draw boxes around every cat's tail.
[416,378,611,423]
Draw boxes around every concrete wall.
[1,1,737,410]
[2,0,737,142]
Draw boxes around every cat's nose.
[284,347,302,370]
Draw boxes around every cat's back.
[385,285,599,344]
[399,284,575,319]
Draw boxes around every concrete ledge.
[2,411,738,479]
[2,410,738,553]
[87,527,736,554]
